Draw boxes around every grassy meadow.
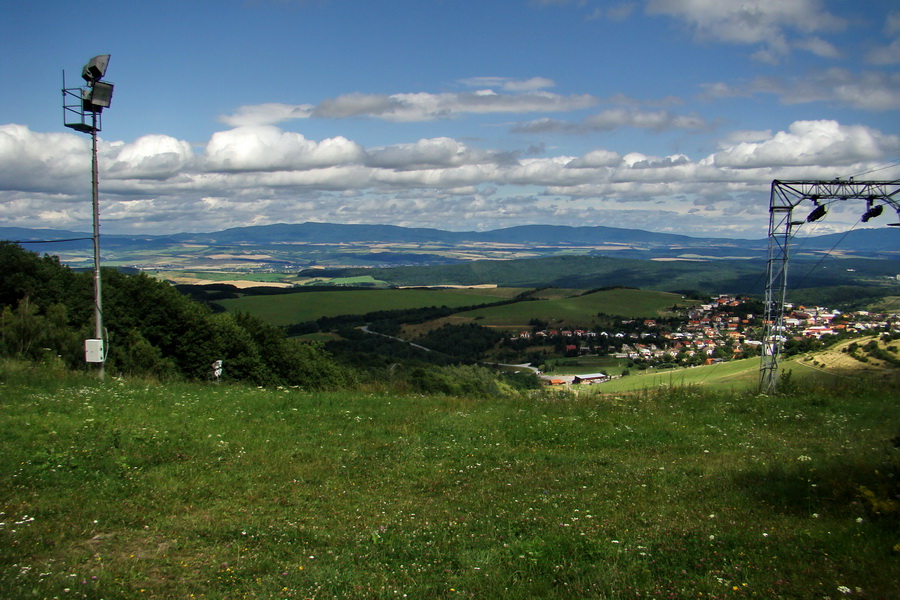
[455,289,690,329]
[216,287,691,330]
[2,360,899,599]
[217,288,521,326]
[591,358,766,394]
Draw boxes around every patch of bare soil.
[168,276,292,288]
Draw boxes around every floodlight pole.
[89,111,104,382]
[62,55,114,381]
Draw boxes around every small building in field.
[572,373,608,384]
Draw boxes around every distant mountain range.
[2,222,898,261]
[0,222,900,250]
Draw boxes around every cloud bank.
[2,118,897,237]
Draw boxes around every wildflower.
[856,517,864,524]
[837,585,851,594]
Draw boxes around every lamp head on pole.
[82,54,110,83]
[83,81,114,113]
[64,54,113,133]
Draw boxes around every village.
[507,294,900,385]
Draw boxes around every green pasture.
[1,361,898,599]
[218,287,523,326]
[595,357,764,393]
[303,275,387,286]
[544,355,627,376]
[457,288,692,329]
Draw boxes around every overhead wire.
[5,237,93,244]
[843,157,900,180]
[791,218,861,290]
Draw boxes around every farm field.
[1,361,898,599]
[217,287,523,326]
[218,287,694,329]
[453,288,693,329]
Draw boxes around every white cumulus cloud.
[203,126,366,171]
[107,135,195,180]
[0,124,90,193]
[712,120,899,168]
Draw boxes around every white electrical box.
[85,339,104,363]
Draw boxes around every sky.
[1,0,899,239]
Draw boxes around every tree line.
[0,242,344,388]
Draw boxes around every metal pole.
[759,183,792,393]
[91,111,105,382]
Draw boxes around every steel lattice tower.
[759,179,900,393]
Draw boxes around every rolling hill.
[4,222,898,263]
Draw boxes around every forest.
[0,242,344,388]
[0,243,539,396]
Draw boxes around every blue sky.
[1,0,899,238]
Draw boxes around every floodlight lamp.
[89,81,114,109]
[807,204,827,223]
[861,204,883,223]
[81,54,110,82]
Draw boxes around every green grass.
[594,350,900,394]
[306,275,387,286]
[2,360,899,599]
[218,288,524,326]
[455,288,693,329]
[544,356,628,376]
[596,358,765,393]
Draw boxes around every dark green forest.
[0,242,344,388]
[299,253,900,297]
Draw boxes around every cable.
[792,219,861,289]
[6,237,93,244]
[843,158,900,180]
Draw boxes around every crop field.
[157,271,291,283]
[2,360,899,599]
[217,287,523,326]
